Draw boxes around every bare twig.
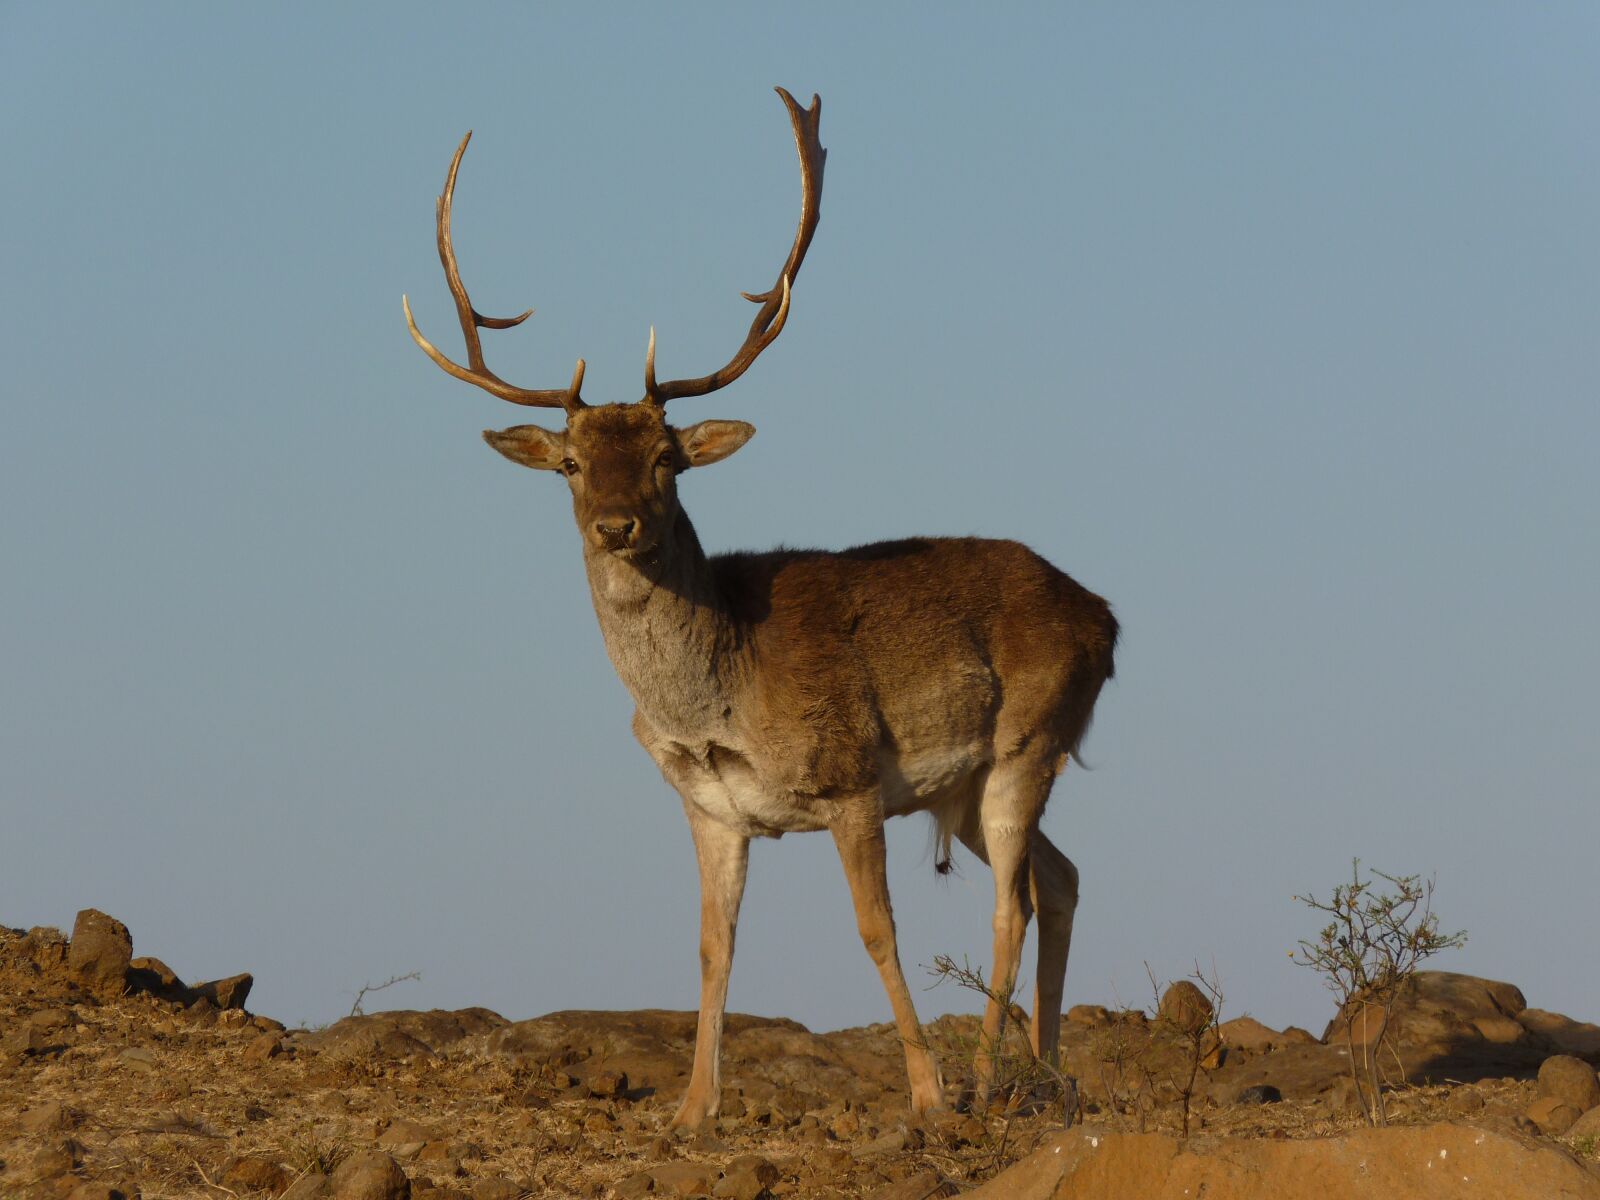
[349,970,422,1018]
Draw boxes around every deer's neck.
[582,510,742,743]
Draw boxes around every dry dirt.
[3,916,1599,1200]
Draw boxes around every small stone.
[68,909,133,997]
[5,1021,54,1056]
[586,1068,628,1098]
[65,1185,135,1200]
[713,1155,780,1200]
[1446,1087,1486,1115]
[614,1173,655,1198]
[33,1138,84,1178]
[1158,981,1214,1035]
[1566,1105,1600,1139]
[253,1015,288,1034]
[118,1046,158,1073]
[281,1173,333,1200]
[186,998,218,1026]
[24,926,71,970]
[1065,1004,1111,1026]
[1526,1094,1582,1135]
[29,1008,74,1034]
[330,1151,410,1200]
[243,1033,283,1064]
[1234,1084,1282,1105]
[650,1161,719,1197]
[224,1157,293,1194]
[20,1101,73,1132]
[862,1171,953,1200]
[378,1120,438,1157]
[1537,1054,1600,1113]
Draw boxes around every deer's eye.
[561,458,580,476]
[657,450,677,470]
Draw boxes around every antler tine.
[645,87,825,405]
[404,131,586,411]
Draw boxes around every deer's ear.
[483,425,566,471]
[677,420,756,468]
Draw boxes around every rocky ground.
[4,912,1600,1199]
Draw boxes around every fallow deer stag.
[404,87,1118,1125]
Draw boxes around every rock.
[1567,1105,1600,1139]
[281,1174,332,1200]
[4,1021,55,1056]
[650,1161,720,1197]
[1473,1015,1528,1045]
[1217,1017,1283,1053]
[23,925,71,970]
[614,1172,655,1198]
[329,1152,410,1200]
[965,1122,1600,1199]
[68,909,133,997]
[1158,982,1213,1035]
[378,1121,440,1157]
[64,1186,136,1200]
[1519,1009,1600,1059]
[192,973,254,1011]
[713,1156,779,1200]
[126,956,188,1002]
[586,1067,629,1099]
[33,1137,84,1177]
[186,997,218,1026]
[19,1101,74,1132]
[304,1008,508,1059]
[118,1046,158,1073]
[243,1033,284,1064]
[224,1156,293,1194]
[1526,1094,1583,1135]
[1323,971,1551,1084]
[863,1173,954,1200]
[1537,1054,1600,1112]
[1232,1084,1282,1105]
[1066,1005,1111,1027]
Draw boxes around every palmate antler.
[402,131,587,412]
[644,87,826,405]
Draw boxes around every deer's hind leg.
[958,747,1058,1097]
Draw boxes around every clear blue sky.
[3,4,1596,1035]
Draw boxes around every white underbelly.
[880,744,988,816]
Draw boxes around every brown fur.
[482,401,1118,1124]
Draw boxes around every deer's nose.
[594,517,637,549]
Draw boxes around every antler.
[403,131,587,411]
[644,87,826,405]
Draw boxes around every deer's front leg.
[672,799,750,1129]
[831,804,945,1114]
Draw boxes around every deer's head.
[403,88,824,560]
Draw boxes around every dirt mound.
[968,1123,1600,1199]
[4,915,1600,1200]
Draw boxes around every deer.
[403,87,1118,1127]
